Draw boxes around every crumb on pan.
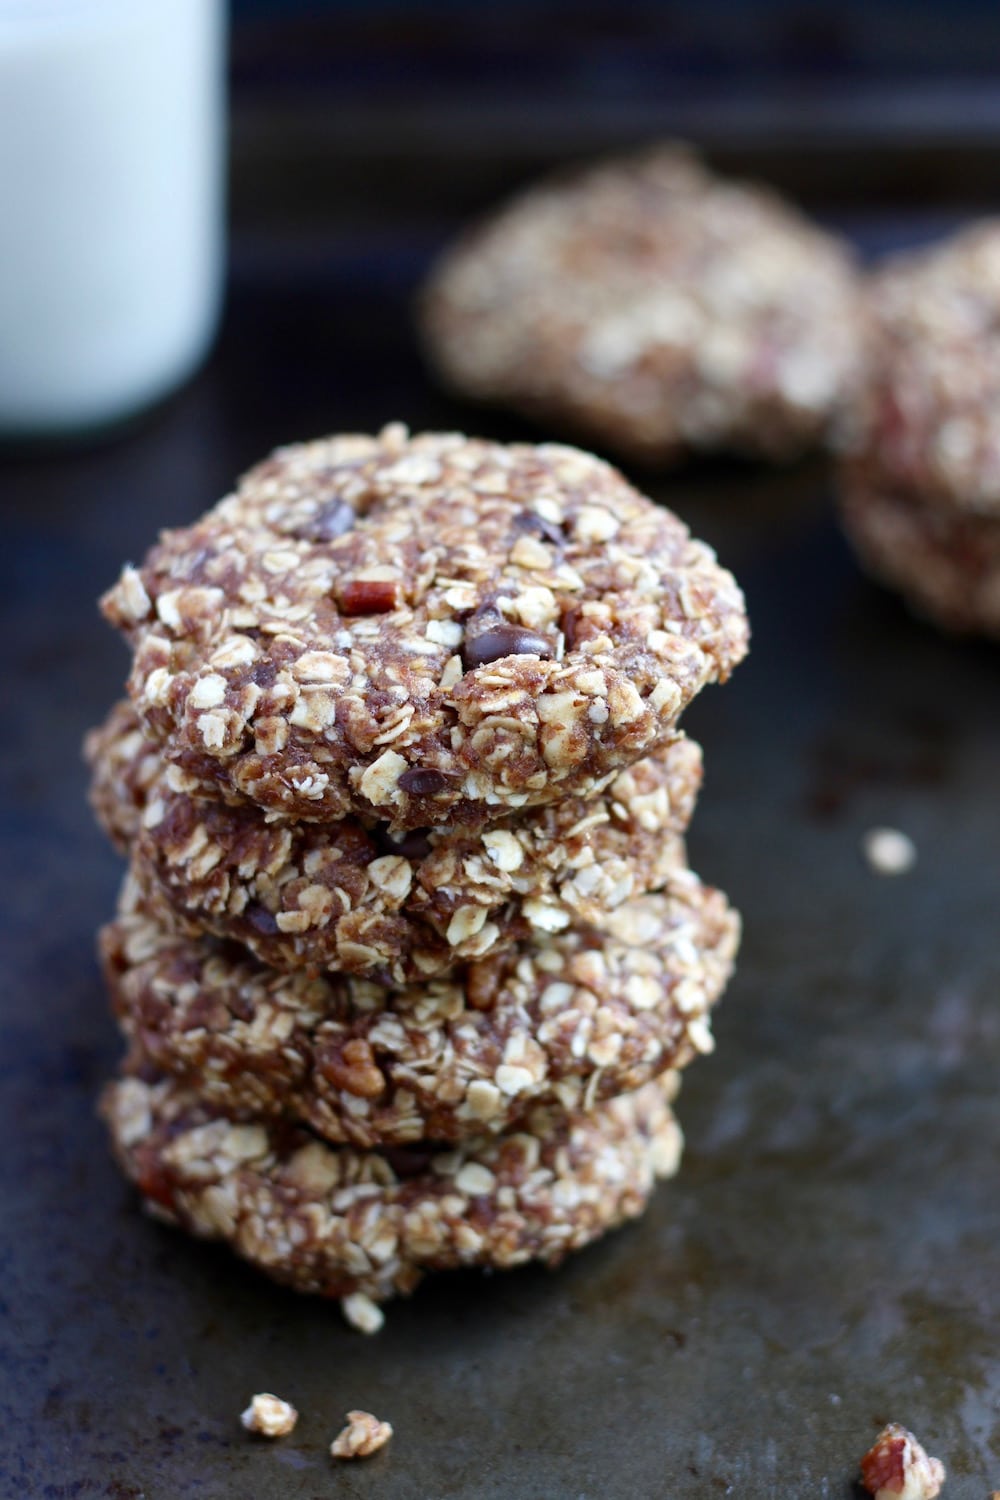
[862,827,917,876]
[331,1410,393,1459]
[240,1392,298,1437]
[341,1293,385,1335]
[860,1423,945,1499]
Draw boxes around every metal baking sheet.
[3,205,999,1499]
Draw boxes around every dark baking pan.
[2,124,999,1496]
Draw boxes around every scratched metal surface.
[2,205,1000,1499]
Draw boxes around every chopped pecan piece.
[860,1424,945,1499]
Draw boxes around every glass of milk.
[0,0,226,437]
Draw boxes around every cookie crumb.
[331,1410,393,1460]
[341,1292,385,1335]
[860,1423,945,1498]
[240,1392,298,1437]
[862,827,917,876]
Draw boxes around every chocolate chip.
[293,499,355,542]
[398,768,450,796]
[513,509,564,547]
[244,902,279,936]
[382,1145,440,1178]
[463,624,554,669]
[374,826,433,860]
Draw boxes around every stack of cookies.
[87,425,748,1329]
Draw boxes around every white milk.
[0,0,226,435]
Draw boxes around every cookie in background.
[420,143,863,467]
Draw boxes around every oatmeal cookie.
[106,871,738,1147]
[101,426,748,828]
[102,1070,684,1303]
[84,699,162,853]
[89,701,702,981]
[421,145,861,465]
[840,222,1000,635]
[840,482,1000,636]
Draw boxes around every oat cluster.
[90,428,747,1320]
[331,1410,393,1460]
[421,145,862,465]
[240,1393,298,1438]
[840,221,1000,637]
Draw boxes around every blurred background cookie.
[840,222,1000,635]
[421,144,862,467]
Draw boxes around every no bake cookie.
[101,426,747,827]
[421,146,861,465]
[89,701,702,981]
[106,871,738,1147]
[102,1071,684,1303]
[840,221,1000,635]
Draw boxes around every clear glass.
[0,0,226,436]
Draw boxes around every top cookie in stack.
[101,424,748,827]
[90,425,748,1316]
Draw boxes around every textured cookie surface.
[421,146,861,465]
[845,221,1000,514]
[89,701,702,981]
[102,1071,683,1303]
[106,870,737,1146]
[101,427,748,827]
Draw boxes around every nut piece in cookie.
[331,1410,393,1460]
[100,426,747,827]
[240,1393,298,1438]
[421,145,861,465]
[859,1424,945,1499]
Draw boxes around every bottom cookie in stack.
[102,1070,684,1322]
[98,861,738,1324]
